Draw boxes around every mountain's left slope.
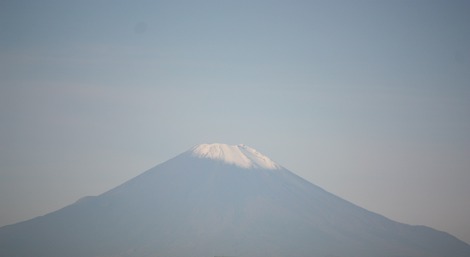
[1,143,469,257]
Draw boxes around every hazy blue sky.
[1,0,470,244]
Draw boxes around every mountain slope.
[1,143,469,257]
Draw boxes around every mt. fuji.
[1,143,469,257]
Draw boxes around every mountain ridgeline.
[1,143,469,257]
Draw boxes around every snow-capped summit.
[189,143,281,170]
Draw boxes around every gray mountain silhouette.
[1,143,469,257]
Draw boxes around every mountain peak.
[2,143,470,257]
[189,143,281,170]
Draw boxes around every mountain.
[1,143,469,257]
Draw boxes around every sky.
[1,0,470,244]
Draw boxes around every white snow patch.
[189,143,281,170]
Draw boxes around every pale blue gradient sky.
[1,0,470,243]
